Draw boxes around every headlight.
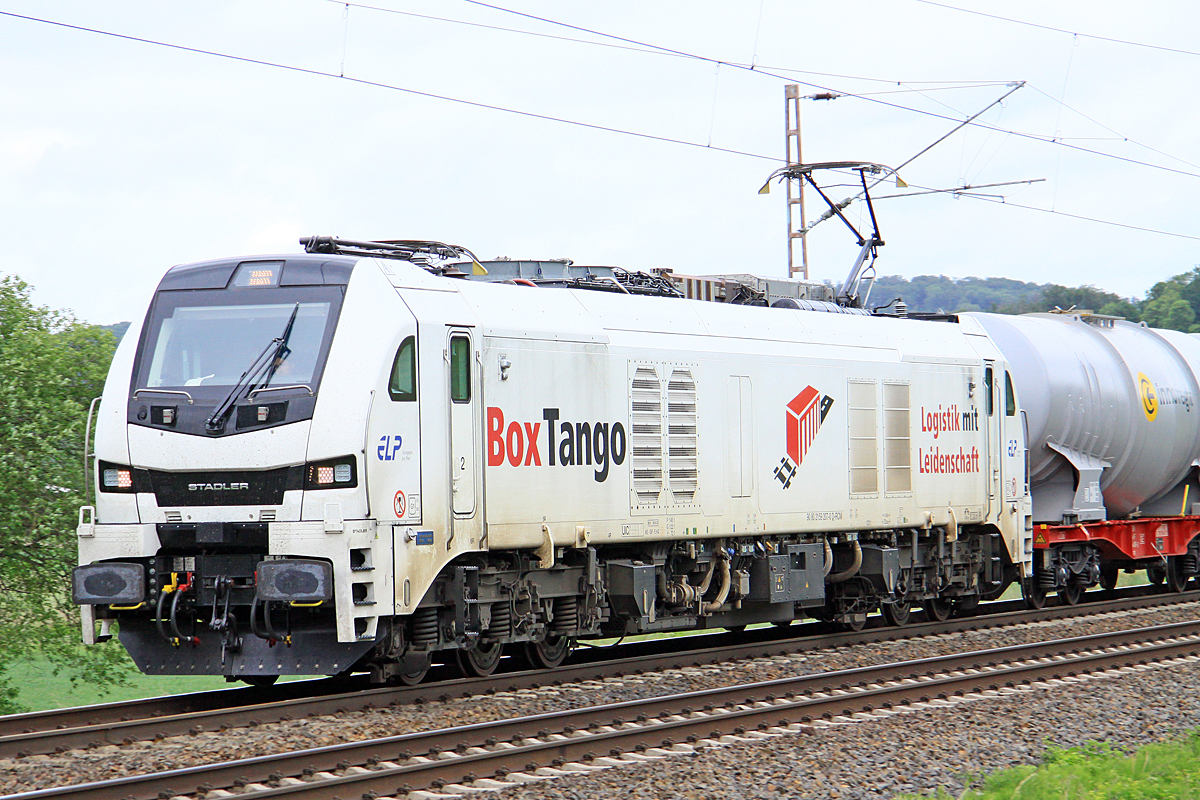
[98,460,142,493]
[257,559,333,603]
[304,456,357,489]
[73,563,145,604]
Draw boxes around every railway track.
[1,586,1194,762]
[8,615,1200,800]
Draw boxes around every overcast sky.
[3,1,1199,324]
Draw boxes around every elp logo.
[774,386,833,488]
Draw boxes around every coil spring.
[1038,570,1058,589]
[1182,553,1199,575]
[487,603,511,637]
[412,607,439,647]
[551,596,579,634]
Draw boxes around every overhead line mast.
[783,85,841,279]
[784,85,808,279]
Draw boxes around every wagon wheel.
[242,675,279,687]
[1058,581,1083,606]
[922,598,953,622]
[1099,565,1119,592]
[841,614,867,632]
[455,639,504,678]
[881,599,912,627]
[395,653,431,686]
[524,635,573,669]
[1022,578,1047,610]
[1166,556,1189,593]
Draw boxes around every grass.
[7,647,314,714]
[902,732,1200,799]
[8,655,248,713]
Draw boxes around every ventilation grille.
[847,380,879,495]
[666,369,698,503]
[883,382,912,493]
[631,366,664,506]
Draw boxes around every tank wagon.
[70,237,1200,684]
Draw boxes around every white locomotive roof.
[376,258,986,364]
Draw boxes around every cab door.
[1001,369,1028,504]
[447,329,477,518]
[983,361,998,518]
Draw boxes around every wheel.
[455,639,504,678]
[840,614,867,632]
[1166,556,1189,593]
[524,635,572,669]
[922,598,952,622]
[1022,578,1047,610]
[395,653,432,686]
[1059,581,1083,605]
[1099,565,1119,592]
[241,675,278,687]
[881,599,912,627]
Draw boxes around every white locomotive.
[71,167,1200,683]
[71,232,1045,684]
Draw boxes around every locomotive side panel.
[480,336,628,547]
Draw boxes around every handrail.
[83,396,101,502]
[248,384,313,399]
[131,389,194,404]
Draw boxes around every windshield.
[137,287,342,391]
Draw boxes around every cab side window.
[450,336,471,403]
[388,336,416,401]
[1005,371,1016,416]
[984,367,994,416]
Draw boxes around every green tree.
[1141,281,1196,332]
[0,276,131,712]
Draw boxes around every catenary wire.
[0,10,779,162]
[334,0,1008,89]
[911,0,1200,58]
[960,194,1200,241]
[449,0,1200,179]
[1026,83,1200,170]
[5,9,1199,244]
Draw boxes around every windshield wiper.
[205,303,300,433]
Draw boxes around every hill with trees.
[869,266,1200,332]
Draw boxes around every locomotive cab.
[75,253,410,679]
